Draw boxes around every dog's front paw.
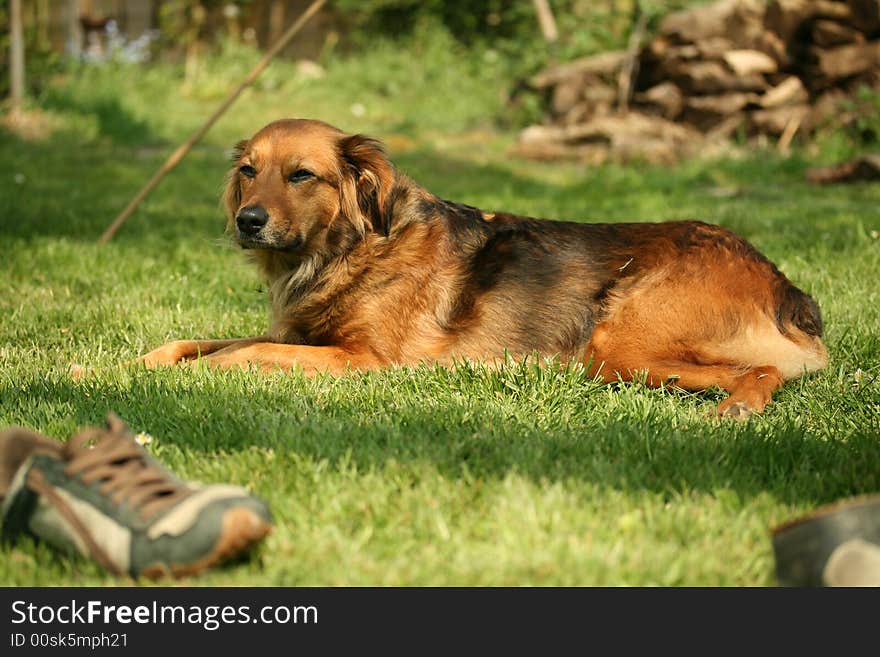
[139,340,200,368]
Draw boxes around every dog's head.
[222,119,395,254]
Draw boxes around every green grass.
[1,41,879,586]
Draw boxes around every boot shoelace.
[62,418,189,521]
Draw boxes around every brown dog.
[140,118,828,417]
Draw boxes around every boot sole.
[140,507,272,580]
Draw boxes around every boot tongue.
[63,413,133,459]
[63,414,189,520]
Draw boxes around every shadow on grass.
[40,85,155,145]
[3,371,877,508]
[0,129,227,244]
[0,134,575,244]
[0,153,604,259]
[4,123,878,258]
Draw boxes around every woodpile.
[515,0,880,163]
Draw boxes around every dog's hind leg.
[587,356,785,420]
[584,320,797,418]
[586,349,783,419]
[714,365,785,418]
[581,250,826,417]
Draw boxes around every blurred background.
[1,0,879,248]
[2,0,877,164]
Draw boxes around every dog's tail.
[770,276,828,377]
[775,279,823,338]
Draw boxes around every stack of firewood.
[516,0,880,163]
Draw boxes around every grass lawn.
[1,42,878,586]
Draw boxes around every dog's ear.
[338,134,395,236]
[221,140,248,230]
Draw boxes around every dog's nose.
[236,206,269,235]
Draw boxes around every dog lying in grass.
[137,118,827,417]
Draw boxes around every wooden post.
[67,0,83,58]
[617,2,647,115]
[36,0,51,52]
[224,2,242,43]
[532,0,559,43]
[269,0,286,47]
[98,0,327,244]
[9,0,25,118]
[183,2,207,90]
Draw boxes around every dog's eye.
[239,165,256,178]
[288,169,315,183]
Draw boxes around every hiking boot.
[0,413,272,579]
[772,494,880,586]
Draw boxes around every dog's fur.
[140,118,828,417]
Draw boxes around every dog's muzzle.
[236,205,269,238]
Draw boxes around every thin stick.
[777,113,802,155]
[98,0,327,244]
[617,4,648,115]
[532,0,559,43]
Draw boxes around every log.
[668,44,702,60]
[660,0,764,45]
[806,154,880,183]
[518,113,702,164]
[655,38,736,62]
[555,85,614,125]
[644,36,672,61]
[687,92,759,114]
[637,39,679,88]
[551,74,588,116]
[723,49,779,76]
[764,0,805,44]
[848,0,880,34]
[765,0,853,45]
[531,51,626,88]
[671,60,768,93]
[754,29,789,66]
[750,104,810,134]
[634,82,684,119]
[582,78,617,104]
[684,92,759,130]
[812,19,866,48]
[518,123,584,144]
[612,136,690,164]
[760,76,808,107]
[511,138,610,164]
[812,39,880,80]
[705,112,747,140]
[519,113,699,146]
[561,102,594,126]
[557,78,615,122]
[696,37,737,59]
